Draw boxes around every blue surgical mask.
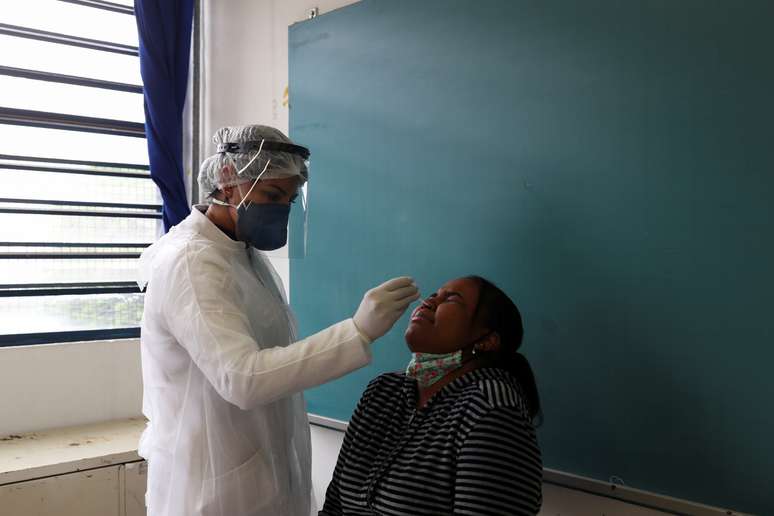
[211,163,291,250]
[235,203,290,250]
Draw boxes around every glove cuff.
[351,317,374,345]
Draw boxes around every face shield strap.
[217,141,310,160]
[236,158,271,210]
[210,160,272,210]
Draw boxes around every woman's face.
[228,176,301,207]
[404,277,484,354]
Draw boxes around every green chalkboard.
[289,1,773,513]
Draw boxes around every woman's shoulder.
[351,372,409,419]
[456,368,532,418]
[364,371,407,394]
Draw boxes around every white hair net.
[198,125,309,198]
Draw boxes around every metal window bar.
[2,281,137,288]
[0,151,151,180]
[0,281,142,297]
[0,242,151,248]
[57,0,135,16]
[0,252,143,259]
[0,328,141,347]
[0,242,150,260]
[0,154,151,179]
[0,107,145,138]
[0,209,158,218]
[0,210,159,221]
[0,197,161,211]
[0,65,142,94]
[0,23,138,56]
[0,154,149,171]
[0,162,150,180]
[0,198,161,219]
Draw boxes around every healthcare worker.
[137,124,419,516]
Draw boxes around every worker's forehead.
[260,176,301,188]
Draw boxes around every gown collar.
[188,204,246,252]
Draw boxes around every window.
[0,0,157,346]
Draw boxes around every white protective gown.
[137,206,371,516]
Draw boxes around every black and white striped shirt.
[320,368,543,515]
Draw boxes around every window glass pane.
[0,213,159,243]
[0,1,149,343]
[0,35,140,84]
[0,169,160,205]
[0,125,148,165]
[0,0,139,47]
[0,257,140,285]
[0,76,144,123]
[0,293,144,334]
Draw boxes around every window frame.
[0,0,168,346]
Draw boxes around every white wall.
[200,0,360,141]
[0,340,143,436]
[200,0,362,294]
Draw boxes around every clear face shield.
[211,140,310,259]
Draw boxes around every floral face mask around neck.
[405,332,494,388]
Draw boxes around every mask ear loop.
[211,140,270,209]
[236,158,272,210]
[220,137,265,199]
[210,159,270,210]
[235,139,265,176]
[234,140,266,210]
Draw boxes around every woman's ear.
[220,165,237,184]
[222,185,235,204]
[475,331,501,353]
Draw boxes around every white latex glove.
[353,276,421,342]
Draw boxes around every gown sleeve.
[160,242,372,410]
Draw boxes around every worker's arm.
[159,243,415,410]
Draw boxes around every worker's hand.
[353,276,421,342]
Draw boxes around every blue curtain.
[135,0,195,231]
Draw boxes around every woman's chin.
[404,325,424,352]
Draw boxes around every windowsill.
[0,414,338,487]
[0,417,146,486]
[0,332,140,349]
[0,336,140,350]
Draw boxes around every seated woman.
[320,276,543,515]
